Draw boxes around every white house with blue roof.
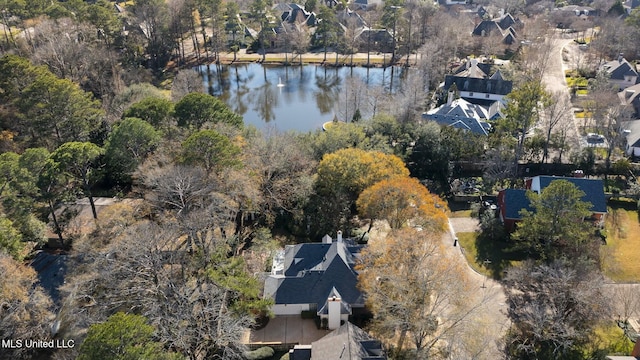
[264,231,364,330]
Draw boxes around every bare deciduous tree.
[0,254,54,360]
[540,91,572,163]
[503,261,610,359]
[171,68,205,102]
[358,229,495,358]
[59,222,260,360]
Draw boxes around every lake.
[199,63,408,132]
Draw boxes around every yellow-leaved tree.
[356,176,449,230]
[309,148,410,235]
[315,148,409,198]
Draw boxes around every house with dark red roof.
[497,175,607,232]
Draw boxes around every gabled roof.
[501,189,533,220]
[444,75,513,96]
[626,0,640,10]
[497,13,517,29]
[490,70,505,81]
[266,240,364,309]
[310,322,386,360]
[534,176,607,214]
[472,20,499,36]
[601,57,639,81]
[622,119,640,148]
[619,83,640,110]
[452,61,493,77]
[456,63,488,79]
[337,8,367,28]
[423,98,493,135]
[279,3,318,27]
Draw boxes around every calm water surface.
[199,63,407,132]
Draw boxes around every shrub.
[245,347,275,360]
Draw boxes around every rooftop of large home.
[264,232,364,310]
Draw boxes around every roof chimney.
[618,53,624,63]
[322,235,332,244]
[337,230,343,243]
[327,295,342,330]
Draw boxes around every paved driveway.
[446,217,510,359]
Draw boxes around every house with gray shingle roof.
[619,83,640,118]
[422,98,497,136]
[624,0,640,14]
[497,175,607,232]
[622,119,640,157]
[442,59,513,103]
[353,0,384,10]
[264,232,364,330]
[289,322,387,360]
[600,55,639,90]
[472,12,522,45]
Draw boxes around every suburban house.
[441,59,513,104]
[437,0,468,5]
[264,232,365,330]
[277,3,318,28]
[289,322,387,360]
[497,175,607,232]
[472,12,523,45]
[619,83,640,118]
[225,15,258,47]
[356,29,394,53]
[352,0,384,10]
[599,55,639,90]
[623,119,640,157]
[270,3,318,48]
[624,0,640,14]
[422,97,500,136]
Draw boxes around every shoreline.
[171,49,419,70]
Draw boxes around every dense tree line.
[1,0,639,359]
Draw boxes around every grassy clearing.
[450,210,472,218]
[566,77,588,88]
[457,231,526,279]
[589,322,634,356]
[602,202,640,282]
[457,232,492,277]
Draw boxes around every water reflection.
[199,63,407,132]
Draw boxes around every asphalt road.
[540,35,584,157]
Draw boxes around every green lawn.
[456,201,640,282]
[457,231,526,279]
[450,210,472,218]
[602,203,640,282]
[589,322,635,356]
